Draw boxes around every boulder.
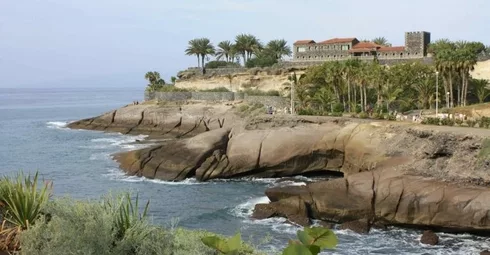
[251,204,275,219]
[251,196,310,227]
[265,185,309,203]
[480,250,490,255]
[115,128,231,181]
[340,219,371,234]
[420,230,439,245]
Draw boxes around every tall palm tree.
[266,39,292,60]
[235,34,262,64]
[196,38,215,69]
[372,37,391,47]
[215,41,234,62]
[185,39,201,67]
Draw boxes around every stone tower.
[405,31,431,56]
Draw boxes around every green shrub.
[298,108,316,116]
[374,105,388,114]
[201,232,242,254]
[238,105,249,112]
[373,113,384,120]
[200,87,230,92]
[386,115,396,121]
[245,56,277,68]
[479,117,490,128]
[205,61,240,69]
[466,120,477,127]
[355,104,362,113]
[154,85,189,92]
[455,119,463,126]
[358,112,369,119]
[332,103,344,113]
[282,226,337,255]
[103,193,149,239]
[177,229,259,255]
[422,117,440,125]
[441,118,455,126]
[0,172,52,250]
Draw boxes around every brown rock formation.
[251,196,310,226]
[115,128,231,181]
[340,219,371,234]
[68,103,237,138]
[255,169,490,233]
[420,230,439,245]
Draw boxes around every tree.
[372,37,392,47]
[185,39,201,67]
[266,39,292,60]
[196,38,215,69]
[215,41,234,62]
[145,71,166,92]
[235,34,262,65]
[471,79,490,103]
[170,76,177,84]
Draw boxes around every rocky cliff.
[175,68,305,92]
[69,103,490,233]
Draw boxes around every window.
[400,53,403,57]
[341,45,350,51]
[298,47,306,53]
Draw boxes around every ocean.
[0,87,488,254]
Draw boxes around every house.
[292,31,431,62]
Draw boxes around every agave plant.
[104,193,150,239]
[0,172,52,250]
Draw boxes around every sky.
[1,0,490,88]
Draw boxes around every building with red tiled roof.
[292,31,430,62]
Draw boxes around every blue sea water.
[0,87,488,255]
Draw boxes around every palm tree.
[215,41,234,62]
[145,71,165,92]
[196,38,215,69]
[266,39,292,60]
[471,79,490,103]
[372,37,391,47]
[185,39,201,67]
[235,34,262,65]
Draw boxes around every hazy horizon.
[1,0,489,89]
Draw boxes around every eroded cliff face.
[175,69,305,92]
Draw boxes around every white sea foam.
[231,196,270,219]
[103,168,206,185]
[89,152,111,161]
[46,121,69,129]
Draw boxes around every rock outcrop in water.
[70,103,490,233]
[254,169,490,233]
[68,103,236,138]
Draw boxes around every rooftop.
[318,37,357,44]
